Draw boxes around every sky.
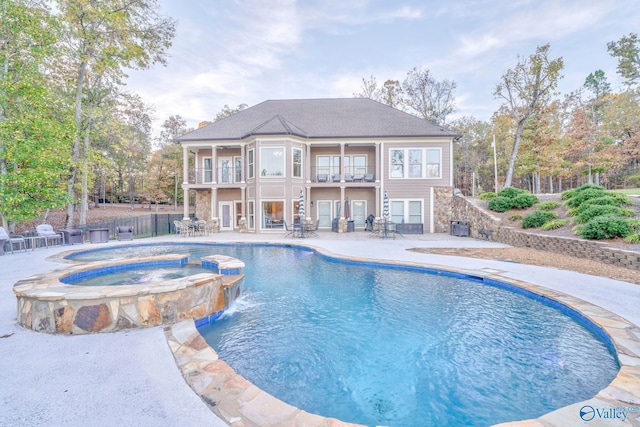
[125,0,640,137]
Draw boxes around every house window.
[390,150,404,178]
[389,148,441,179]
[203,157,213,183]
[292,148,302,178]
[426,148,441,178]
[409,149,422,178]
[260,147,285,177]
[235,157,242,182]
[390,199,423,223]
[248,200,255,229]
[262,201,284,228]
[247,149,254,179]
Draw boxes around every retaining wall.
[452,194,640,271]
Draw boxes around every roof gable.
[177,98,459,142]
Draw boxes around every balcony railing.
[186,166,377,184]
[310,166,376,183]
[188,167,243,184]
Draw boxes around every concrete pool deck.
[1,231,639,426]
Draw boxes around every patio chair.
[0,227,26,254]
[344,174,354,182]
[305,221,319,238]
[282,220,298,238]
[116,226,134,241]
[363,173,375,182]
[59,228,84,245]
[365,214,375,232]
[316,174,328,183]
[36,224,64,247]
[332,174,341,182]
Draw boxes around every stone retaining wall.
[13,254,244,334]
[452,194,640,271]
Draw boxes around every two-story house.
[176,98,460,234]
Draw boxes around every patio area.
[1,231,639,426]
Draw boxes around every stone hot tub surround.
[13,254,244,334]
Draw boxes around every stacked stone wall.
[452,194,640,271]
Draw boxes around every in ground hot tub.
[13,254,243,334]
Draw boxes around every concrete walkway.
[1,231,638,426]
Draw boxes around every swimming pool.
[68,243,620,426]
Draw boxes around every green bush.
[624,233,640,244]
[575,205,622,224]
[565,207,579,217]
[478,192,497,200]
[537,201,560,211]
[609,192,632,206]
[488,196,513,212]
[508,214,523,221]
[540,219,569,230]
[579,215,631,239]
[577,196,618,211]
[511,193,539,209]
[560,189,576,200]
[522,210,557,228]
[565,187,608,207]
[498,187,527,199]
[628,218,640,233]
[620,208,637,217]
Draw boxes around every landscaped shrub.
[565,207,579,217]
[565,187,608,207]
[620,208,637,217]
[577,196,618,211]
[537,201,560,211]
[508,214,523,221]
[560,188,576,200]
[609,192,632,206]
[540,219,569,230]
[575,205,622,224]
[628,218,640,233]
[522,210,557,228]
[511,193,539,209]
[478,192,497,200]
[497,187,526,199]
[579,215,631,239]
[625,233,640,244]
[488,196,513,212]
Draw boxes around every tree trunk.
[66,59,88,228]
[503,118,527,188]
[80,122,91,225]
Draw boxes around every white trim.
[430,187,434,233]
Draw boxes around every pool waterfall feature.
[13,254,244,334]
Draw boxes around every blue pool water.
[68,244,619,427]
[61,264,214,286]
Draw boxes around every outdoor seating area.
[284,220,319,238]
[116,226,134,241]
[174,219,219,237]
[36,224,64,247]
[0,227,26,255]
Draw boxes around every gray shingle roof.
[176,98,460,142]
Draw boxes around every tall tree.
[213,104,248,122]
[493,44,564,188]
[607,33,640,86]
[0,0,71,230]
[379,79,403,108]
[55,0,176,227]
[353,75,379,99]
[402,66,457,125]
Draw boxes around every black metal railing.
[310,166,376,183]
[188,167,243,184]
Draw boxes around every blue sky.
[126,0,640,136]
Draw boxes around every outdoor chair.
[181,219,194,237]
[0,227,26,254]
[344,174,354,182]
[59,229,84,245]
[316,174,328,183]
[305,221,319,238]
[205,220,219,235]
[283,220,298,238]
[332,174,341,182]
[363,173,375,182]
[116,226,134,241]
[36,224,64,247]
